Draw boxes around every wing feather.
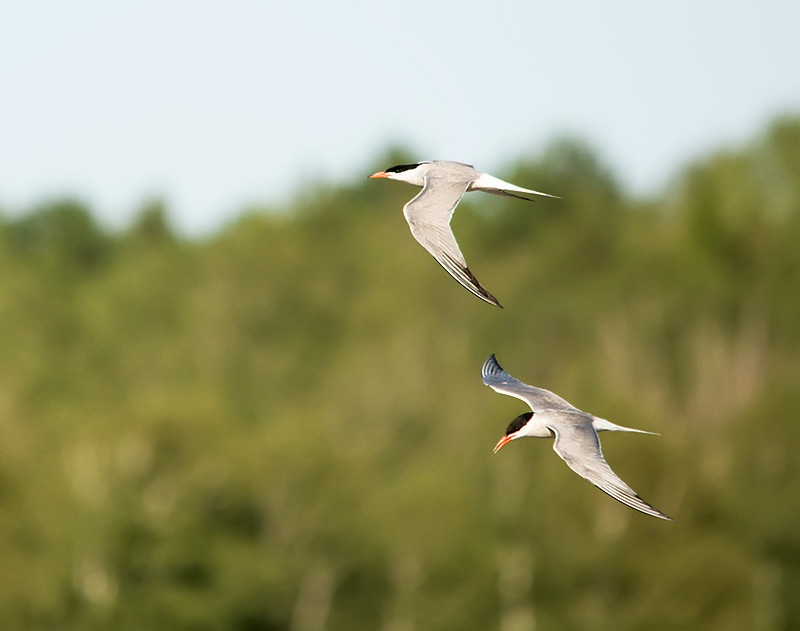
[403,178,501,307]
[550,422,673,520]
[481,355,576,411]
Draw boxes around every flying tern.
[482,354,672,520]
[368,161,557,307]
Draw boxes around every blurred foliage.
[1,116,799,630]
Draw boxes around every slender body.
[369,161,557,308]
[482,354,672,520]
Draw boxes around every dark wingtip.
[635,495,674,521]
[477,289,502,308]
[462,266,502,308]
[440,254,503,307]
[482,354,504,383]
[652,503,674,521]
[646,507,674,521]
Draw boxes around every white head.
[368,162,431,187]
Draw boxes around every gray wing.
[481,354,577,411]
[549,421,673,520]
[403,177,502,308]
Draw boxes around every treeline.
[0,117,799,630]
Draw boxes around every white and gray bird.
[482,354,672,520]
[369,161,557,308]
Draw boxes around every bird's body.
[482,354,672,520]
[369,161,557,307]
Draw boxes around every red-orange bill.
[368,171,388,179]
[493,435,513,454]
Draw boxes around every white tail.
[592,417,659,435]
[471,173,559,199]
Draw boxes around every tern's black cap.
[505,412,533,436]
[385,163,421,174]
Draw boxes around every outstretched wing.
[403,178,502,308]
[481,354,576,411]
[550,421,672,520]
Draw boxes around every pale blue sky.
[2,1,799,233]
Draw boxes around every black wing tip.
[647,498,674,521]
[460,262,502,307]
[641,505,674,521]
[626,490,674,521]
[485,295,503,308]
[599,486,674,521]
[438,253,502,307]
[469,279,502,307]
[481,354,504,383]
[633,497,673,521]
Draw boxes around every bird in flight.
[482,354,672,520]
[369,161,557,307]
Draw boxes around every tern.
[368,161,557,308]
[482,354,672,520]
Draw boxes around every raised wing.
[403,177,501,308]
[550,421,672,520]
[481,355,576,411]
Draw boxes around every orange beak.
[493,434,514,454]
[368,171,389,179]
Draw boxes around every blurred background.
[2,1,800,630]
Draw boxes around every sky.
[2,0,799,234]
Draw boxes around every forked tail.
[592,417,659,435]
[471,173,559,200]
